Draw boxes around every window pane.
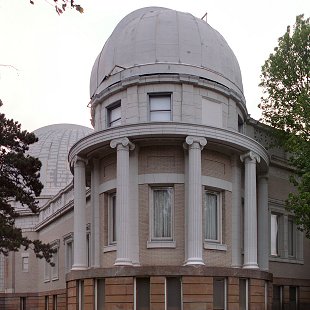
[97,279,105,310]
[289,286,297,310]
[288,219,295,257]
[136,278,150,310]
[272,285,282,310]
[150,111,171,121]
[109,194,117,244]
[108,104,121,127]
[205,193,218,241]
[153,189,172,239]
[213,278,225,309]
[239,279,247,310]
[270,214,278,256]
[149,95,171,121]
[150,96,171,110]
[166,277,181,310]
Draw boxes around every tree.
[259,15,310,237]
[0,101,55,263]
[29,0,84,15]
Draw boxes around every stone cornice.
[69,123,269,171]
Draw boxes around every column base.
[71,264,88,271]
[243,263,259,269]
[184,258,205,266]
[114,258,133,266]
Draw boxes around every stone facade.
[1,6,309,310]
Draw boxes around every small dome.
[28,124,93,196]
[90,7,244,102]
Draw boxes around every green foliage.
[259,15,310,238]
[0,102,55,263]
[29,0,84,15]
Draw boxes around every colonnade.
[71,135,269,270]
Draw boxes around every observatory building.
[1,7,309,310]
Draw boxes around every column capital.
[258,173,269,181]
[184,136,207,150]
[240,151,260,164]
[110,137,135,151]
[73,155,87,166]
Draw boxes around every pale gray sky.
[0,0,309,132]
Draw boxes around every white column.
[184,136,207,265]
[257,174,269,271]
[110,137,135,266]
[231,155,242,268]
[240,151,260,269]
[91,159,100,268]
[72,156,87,270]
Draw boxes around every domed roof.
[28,124,93,196]
[90,7,244,101]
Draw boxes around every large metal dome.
[90,7,244,101]
[28,124,93,196]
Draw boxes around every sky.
[0,0,309,132]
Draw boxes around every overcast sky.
[0,0,309,132]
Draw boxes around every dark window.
[214,278,225,310]
[107,102,121,127]
[136,278,150,310]
[45,296,49,310]
[166,277,181,310]
[77,280,84,310]
[272,285,282,310]
[238,115,244,133]
[239,279,248,310]
[20,297,26,310]
[289,286,298,310]
[97,279,105,310]
[53,295,57,310]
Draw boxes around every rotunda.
[67,6,272,309]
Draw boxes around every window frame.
[148,186,174,246]
[203,189,226,251]
[213,277,227,310]
[63,232,74,273]
[149,93,172,122]
[107,101,121,128]
[21,253,29,272]
[108,192,117,246]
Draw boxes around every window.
[269,209,302,263]
[96,279,105,310]
[166,277,181,310]
[270,214,279,256]
[149,94,171,121]
[205,191,221,242]
[214,278,226,310]
[239,279,248,310]
[288,218,296,257]
[0,254,4,291]
[44,240,60,282]
[53,295,57,310]
[107,102,121,127]
[86,224,91,267]
[45,296,49,310]
[22,254,29,272]
[63,233,74,272]
[20,297,26,310]
[108,193,117,245]
[77,280,84,310]
[136,278,150,310]
[289,286,298,310]
[150,187,173,241]
[238,115,244,133]
[272,285,282,310]
[51,247,59,280]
